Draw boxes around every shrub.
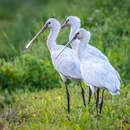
[0,54,61,91]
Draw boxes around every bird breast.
[50,45,82,80]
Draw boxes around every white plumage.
[26,18,86,113]
[80,56,120,95]
[58,28,121,113]
[75,29,120,95]
[61,16,108,61]
[51,46,81,80]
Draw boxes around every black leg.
[79,80,86,106]
[65,82,70,113]
[94,92,97,104]
[88,87,92,104]
[100,89,105,113]
[96,88,100,110]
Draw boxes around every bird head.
[25,18,61,49]
[74,28,91,41]
[56,28,91,59]
[46,18,61,31]
[61,16,81,29]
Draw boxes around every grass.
[0,83,130,129]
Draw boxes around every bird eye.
[48,22,51,24]
[66,19,69,24]
[77,32,79,35]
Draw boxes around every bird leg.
[94,92,97,104]
[65,82,70,113]
[99,89,105,113]
[88,87,92,104]
[79,80,86,106]
[96,88,100,112]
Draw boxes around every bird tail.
[116,76,120,91]
[110,91,120,95]
[116,71,122,83]
[109,76,120,95]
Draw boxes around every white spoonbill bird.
[61,16,121,105]
[58,28,121,113]
[25,18,86,113]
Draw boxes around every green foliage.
[0,84,129,129]
[0,54,61,91]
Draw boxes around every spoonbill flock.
[26,16,121,114]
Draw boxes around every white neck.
[69,24,80,50]
[47,28,60,51]
[78,38,89,60]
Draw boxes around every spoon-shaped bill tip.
[26,41,33,49]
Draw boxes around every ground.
[0,83,129,130]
